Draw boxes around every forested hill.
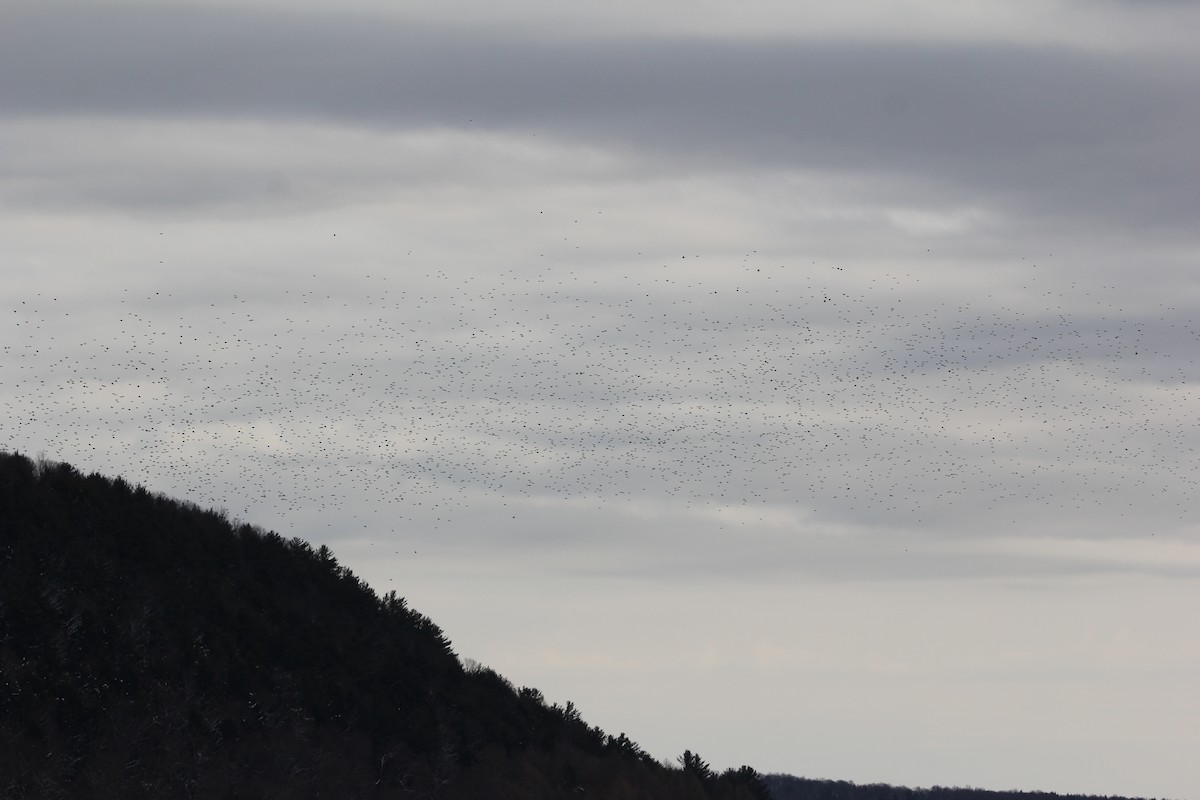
[0,451,1166,800]
[0,451,769,799]
[762,774,1169,800]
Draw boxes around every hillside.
[0,451,1168,800]
[0,451,768,799]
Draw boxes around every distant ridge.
[762,774,1171,800]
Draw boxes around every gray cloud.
[4,3,1198,236]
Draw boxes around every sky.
[3,0,1200,796]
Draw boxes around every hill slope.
[0,452,1167,800]
[0,451,768,799]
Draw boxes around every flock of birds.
[4,238,1197,561]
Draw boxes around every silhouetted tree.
[680,749,715,783]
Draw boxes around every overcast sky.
[4,1,1200,796]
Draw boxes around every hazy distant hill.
[0,451,769,799]
[762,769,1168,800]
